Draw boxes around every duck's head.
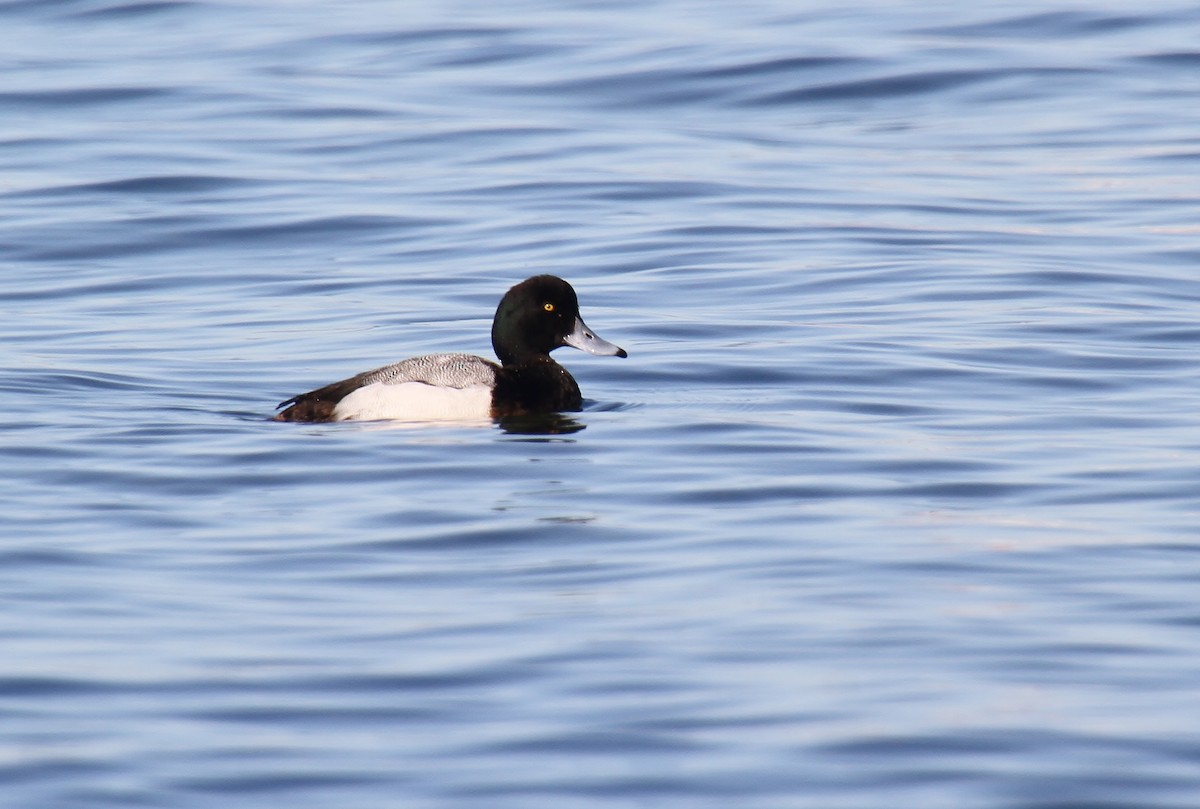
[491,275,627,365]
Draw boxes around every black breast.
[490,360,582,417]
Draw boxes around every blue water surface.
[3,1,1200,807]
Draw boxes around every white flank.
[333,382,493,423]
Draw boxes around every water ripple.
[3,1,1200,808]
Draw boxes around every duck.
[274,275,627,423]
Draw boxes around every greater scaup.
[274,275,627,423]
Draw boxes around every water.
[3,0,1200,806]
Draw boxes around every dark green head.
[491,275,627,366]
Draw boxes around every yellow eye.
[543,302,555,312]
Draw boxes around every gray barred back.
[360,353,498,389]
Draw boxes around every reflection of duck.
[274,275,627,423]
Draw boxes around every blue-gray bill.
[563,316,627,358]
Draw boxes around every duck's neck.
[492,359,582,416]
[494,338,551,367]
